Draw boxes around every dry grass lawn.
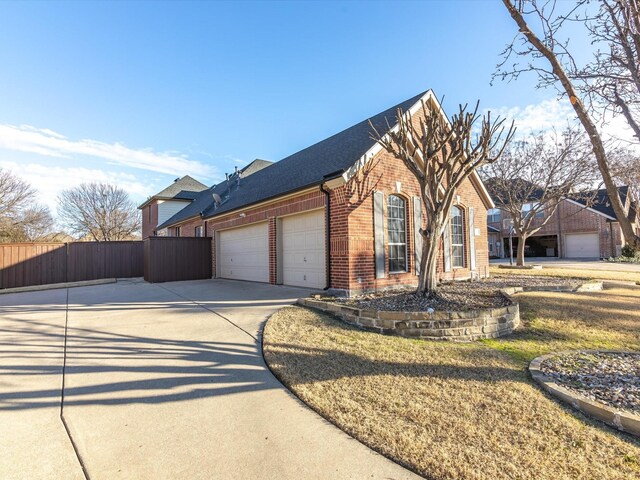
[489,265,640,284]
[263,287,640,480]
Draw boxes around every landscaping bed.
[540,351,640,416]
[330,275,584,312]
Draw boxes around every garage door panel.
[281,210,326,289]
[565,233,600,258]
[219,222,269,282]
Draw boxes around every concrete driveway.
[0,279,418,480]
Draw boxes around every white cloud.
[489,98,637,147]
[0,160,157,214]
[489,98,575,134]
[0,124,218,179]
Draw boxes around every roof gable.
[138,175,208,209]
[156,159,273,229]
[198,91,428,219]
[159,89,496,226]
[568,186,629,220]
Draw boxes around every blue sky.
[0,0,587,214]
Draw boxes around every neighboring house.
[138,175,209,238]
[156,90,494,296]
[487,186,639,259]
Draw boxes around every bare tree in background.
[482,128,599,266]
[497,0,640,251]
[371,99,515,295]
[57,183,141,241]
[0,169,54,242]
[610,148,640,205]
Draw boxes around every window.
[450,206,464,268]
[195,225,204,237]
[387,195,407,273]
[175,226,181,237]
[487,208,501,223]
[522,202,544,219]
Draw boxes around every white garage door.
[218,222,269,282]
[281,210,326,289]
[565,233,600,258]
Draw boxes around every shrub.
[621,244,640,259]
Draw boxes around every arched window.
[450,206,464,268]
[387,195,407,273]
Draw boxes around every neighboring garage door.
[218,222,269,282]
[565,233,600,258]
[281,210,326,289]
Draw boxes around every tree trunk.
[517,235,527,267]
[503,0,640,253]
[417,229,440,295]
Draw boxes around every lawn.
[489,265,640,284]
[263,287,640,480]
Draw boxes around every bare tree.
[57,183,141,241]
[19,205,55,241]
[610,147,640,205]
[0,169,54,242]
[371,99,515,295]
[580,0,640,141]
[497,0,640,252]
[482,128,598,265]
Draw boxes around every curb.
[0,278,117,294]
[529,351,640,438]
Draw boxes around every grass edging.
[259,310,422,478]
[529,351,640,438]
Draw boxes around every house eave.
[340,89,495,210]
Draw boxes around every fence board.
[144,237,212,283]
[0,241,143,289]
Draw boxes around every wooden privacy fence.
[0,241,144,289]
[144,237,212,283]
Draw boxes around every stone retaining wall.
[297,296,520,341]
[298,281,602,341]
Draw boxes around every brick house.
[146,90,494,295]
[487,186,639,259]
[138,175,209,238]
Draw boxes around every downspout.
[556,206,562,258]
[610,221,614,258]
[320,183,332,290]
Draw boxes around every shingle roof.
[488,179,632,221]
[569,186,629,220]
[484,178,545,206]
[158,91,428,229]
[157,159,273,228]
[138,175,208,208]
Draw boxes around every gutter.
[320,183,332,290]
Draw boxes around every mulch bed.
[325,275,582,312]
[541,352,640,415]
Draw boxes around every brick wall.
[332,150,490,295]
[491,200,624,258]
[169,217,206,238]
[141,202,159,239]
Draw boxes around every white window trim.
[387,195,408,274]
[450,206,465,269]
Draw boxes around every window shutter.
[413,197,422,276]
[374,191,386,279]
[443,220,451,272]
[469,207,477,271]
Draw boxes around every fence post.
[64,242,69,283]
